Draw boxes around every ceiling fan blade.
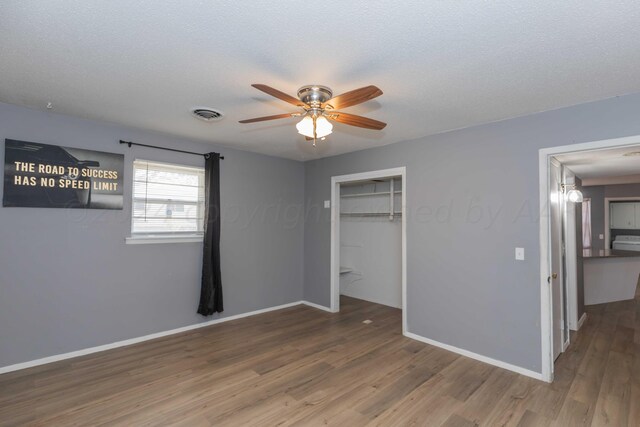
[238,113,296,124]
[251,84,307,107]
[322,85,383,110]
[326,111,387,130]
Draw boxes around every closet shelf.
[340,212,402,217]
[340,191,402,199]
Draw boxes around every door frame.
[549,157,568,360]
[562,170,579,332]
[539,134,640,382]
[330,167,407,333]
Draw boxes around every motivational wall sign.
[3,139,124,209]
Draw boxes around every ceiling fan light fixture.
[239,83,385,141]
[296,115,333,139]
[315,116,333,138]
[296,115,312,136]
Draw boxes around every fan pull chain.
[312,115,317,146]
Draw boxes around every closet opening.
[330,167,407,333]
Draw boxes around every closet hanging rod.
[119,140,224,159]
[340,212,403,217]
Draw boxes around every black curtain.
[198,153,223,315]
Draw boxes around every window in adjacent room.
[128,159,205,243]
[582,198,592,249]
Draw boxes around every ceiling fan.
[239,84,386,146]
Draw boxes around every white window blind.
[131,159,205,238]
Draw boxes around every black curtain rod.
[119,140,224,160]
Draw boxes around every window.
[128,159,205,243]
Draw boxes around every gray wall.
[304,92,640,373]
[605,183,640,198]
[582,183,640,249]
[0,102,304,368]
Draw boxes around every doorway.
[539,134,640,382]
[330,167,407,333]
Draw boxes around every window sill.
[125,235,204,245]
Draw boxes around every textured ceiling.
[557,144,640,180]
[1,1,640,161]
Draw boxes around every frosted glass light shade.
[566,189,584,203]
[296,115,333,138]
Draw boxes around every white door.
[550,160,565,361]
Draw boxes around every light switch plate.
[515,247,525,261]
[324,200,330,208]
[599,234,604,240]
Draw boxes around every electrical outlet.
[599,234,604,240]
[515,247,525,261]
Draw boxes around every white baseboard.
[2,302,546,384]
[301,300,335,312]
[577,313,587,330]
[403,331,545,382]
[0,301,303,375]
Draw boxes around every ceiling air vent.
[191,108,224,122]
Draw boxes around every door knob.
[552,273,558,279]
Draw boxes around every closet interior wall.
[339,178,402,308]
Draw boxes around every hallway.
[547,283,640,425]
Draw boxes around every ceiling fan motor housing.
[297,85,333,107]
